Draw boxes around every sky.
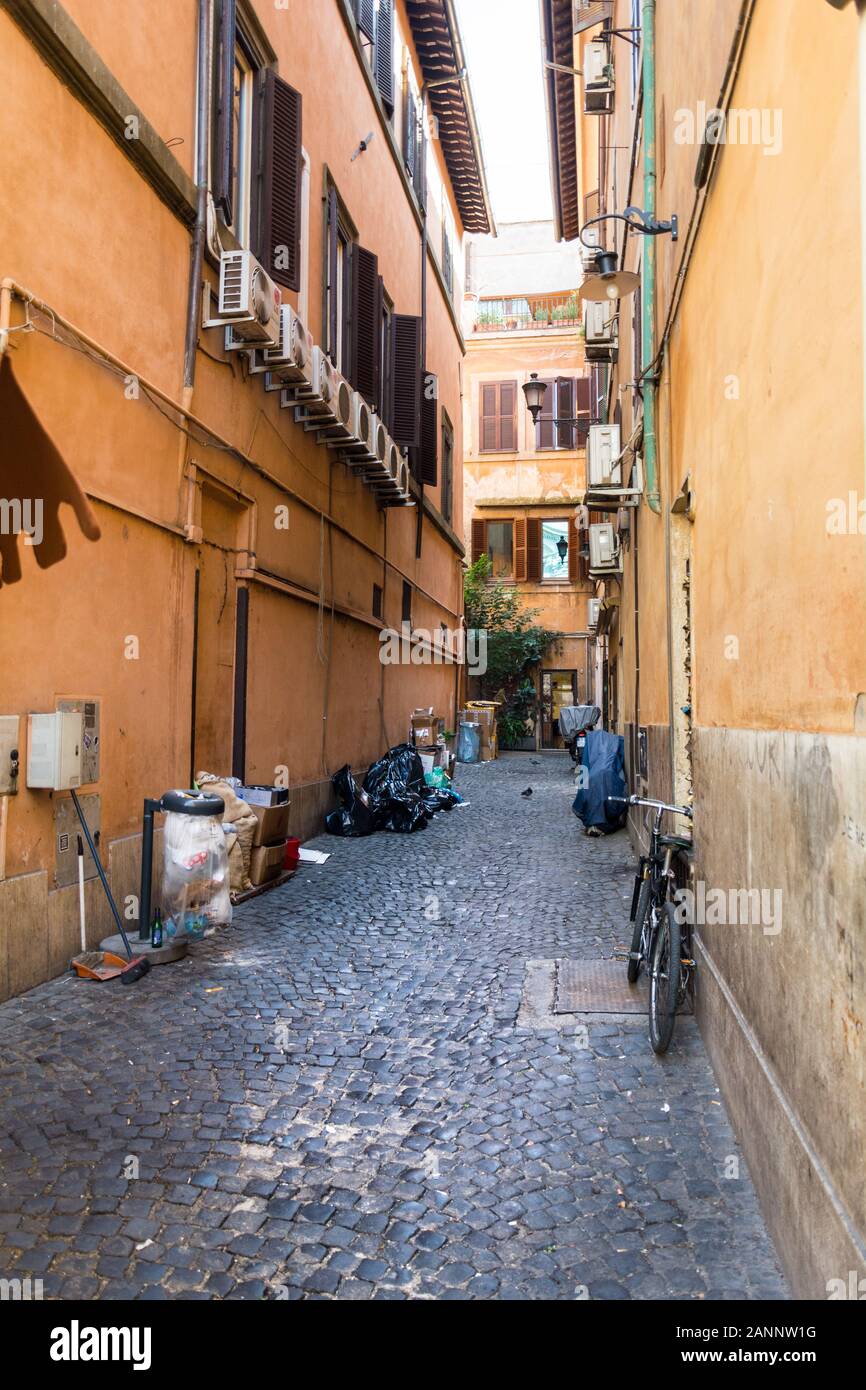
[454,0,553,227]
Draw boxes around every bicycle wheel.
[649,902,681,1055]
[627,877,651,984]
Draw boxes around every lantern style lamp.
[522,373,548,426]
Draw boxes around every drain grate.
[554,958,692,1015]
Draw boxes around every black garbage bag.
[421,786,460,815]
[325,764,375,837]
[362,743,431,833]
[572,729,627,833]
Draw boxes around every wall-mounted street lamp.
[579,207,678,301]
[556,534,569,563]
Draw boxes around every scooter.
[559,704,601,765]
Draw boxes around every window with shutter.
[479,381,517,452]
[535,378,556,450]
[526,518,542,582]
[419,370,438,487]
[414,122,427,208]
[575,376,591,445]
[442,226,453,295]
[375,0,395,113]
[259,72,302,292]
[390,314,422,449]
[556,378,575,450]
[471,517,487,564]
[350,245,379,402]
[379,283,393,426]
[441,411,453,522]
[514,518,527,581]
[356,0,376,42]
[499,381,516,451]
[568,516,580,582]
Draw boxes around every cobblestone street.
[0,754,786,1301]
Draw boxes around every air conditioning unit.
[367,438,404,498]
[584,299,617,361]
[589,520,621,572]
[216,250,282,347]
[587,423,622,487]
[338,393,379,466]
[377,452,413,507]
[307,369,358,442]
[587,597,602,631]
[256,305,313,385]
[584,39,614,114]
[281,345,336,420]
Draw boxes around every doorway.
[541,670,577,748]
[190,483,248,782]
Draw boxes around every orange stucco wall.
[0,0,471,993]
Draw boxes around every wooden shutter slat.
[557,377,575,449]
[568,516,579,582]
[471,518,487,564]
[536,378,555,450]
[480,383,498,452]
[500,381,516,451]
[404,85,417,178]
[350,244,379,401]
[526,518,542,582]
[514,517,527,581]
[214,0,237,223]
[390,313,422,448]
[415,120,427,207]
[375,0,395,111]
[260,72,302,292]
[420,369,438,486]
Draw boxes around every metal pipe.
[138,798,162,942]
[641,0,661,513]
[70,790,133,958]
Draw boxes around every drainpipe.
[184,0,211,397]
[859,1,866,604]
[641,0,662,513]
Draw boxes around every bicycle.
[607,794,694,1054]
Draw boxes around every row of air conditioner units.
[207,251,412,507]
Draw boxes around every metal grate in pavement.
[554,958,693,1015]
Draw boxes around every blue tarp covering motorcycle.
[571,728,627,833]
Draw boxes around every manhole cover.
[554,958,692,1015]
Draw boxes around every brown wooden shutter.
[375,0,395,111]
[556,377,575,449]
[420,370,438,486]
[568,516,579,582]
[350,245,379,402]
[575,375,591,445]
[214,0,237,222]
[536,378,555,450]
[471,518,487,563]
[499,381,517,450]
[480,383,498,452]
[356,0,376,41]
[259,72,302,292]
[327,186,339,361]
[390,313,422,448]
[526,518,542,581]
[514,518,527,581]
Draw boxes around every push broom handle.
[77,835,86,954]
[70,790,133,960]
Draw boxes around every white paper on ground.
[299,848,331,863]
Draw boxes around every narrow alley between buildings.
[0,756,785,1302]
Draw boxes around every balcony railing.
[472,291,581,333]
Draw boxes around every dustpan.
[71,950,133,981]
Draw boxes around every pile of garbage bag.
[571,729,627,833]
[326,743,460,836]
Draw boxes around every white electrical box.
[587,598,601,631]
[587,424,622,488]
[27,711,84,791]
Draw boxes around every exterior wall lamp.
[579,207,678,301]
[521,373,587,432]
[556,534,569,563]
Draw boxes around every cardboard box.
[464,705,497,753]
[249,801,291,847]
[237,784,289,807]
[249,841,287,885]
[410,708,436,746]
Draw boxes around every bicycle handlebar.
[607,794,693,819]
